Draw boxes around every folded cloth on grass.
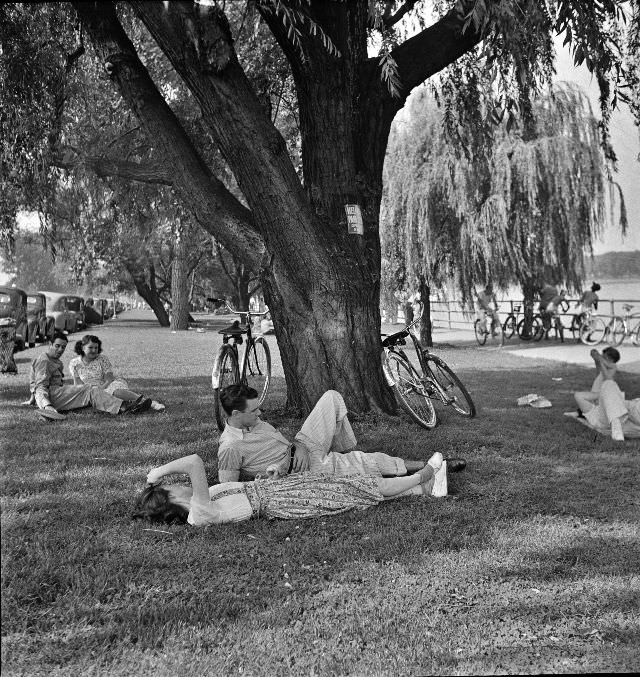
[517,393,552,408]
[563,411,640,439]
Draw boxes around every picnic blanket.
[563,411,640,439]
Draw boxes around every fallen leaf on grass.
[142,529,173,536]
[247,534,257,540]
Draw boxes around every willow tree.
[382,82,626,334]
[3,1,637,413]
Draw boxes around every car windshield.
[27,296,42,308]
[66,298,82,311]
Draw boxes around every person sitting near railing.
[577,282,600,314]
[216,385,467,496]
[542,289,567,341]
[475,284,499,336]
[573,347,640,441]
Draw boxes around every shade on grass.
[1,311,639,675]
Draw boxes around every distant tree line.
[586,251,640,279]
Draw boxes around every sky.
[1,24,638,287]
[552,40,640,255]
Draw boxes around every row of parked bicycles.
[474,303,640,347]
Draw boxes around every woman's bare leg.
[111,388,141,401]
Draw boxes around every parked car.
[26,292,55,346]
[0,286,28,351]
[40,292,80,334]
[66,295,86,331]
[84,297,103,325]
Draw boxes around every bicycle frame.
[211,303,269,389]
[382,314,448,405]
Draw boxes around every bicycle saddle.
[623,304,634,312]
[218,320,247,336]
[381,330,408,347]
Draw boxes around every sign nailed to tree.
[344,204,364,235]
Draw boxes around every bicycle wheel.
[244,337,271,407]
[212,345,240,431]
[385,352,437,429]
[608,317,626,346]
[579,317,606,346]
[423,354,476,417]
[474,319,487,346]
[570,314,584,342]
[503,314,517,340]
[517,316,542,342]
[632,321,640,346]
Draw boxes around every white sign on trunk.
[345,204,364,235]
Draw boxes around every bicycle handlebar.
[209,298,270,318]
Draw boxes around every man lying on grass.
[574,347,640,441]
[27,331,152,421]
[217,385,466,497]
[134,452,448,525]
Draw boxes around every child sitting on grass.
[574,347,640,441]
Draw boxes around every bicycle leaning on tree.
[211,300,272,431]
[382,305,476,429]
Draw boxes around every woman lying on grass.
[69,334,164,412]
[133,453,447,525]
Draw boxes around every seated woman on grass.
[69,334,164,412]
[133,452,448,525]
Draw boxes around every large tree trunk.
[123,260,169,327]
[170,227,190,330]
[418,277,433,348]
[78,1,480,414]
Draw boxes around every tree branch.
[390,4,482,97]
[384,1,418,29]
[72,1,265,270]
[52,149,173,185]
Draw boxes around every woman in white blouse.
[69,334,164,411]
[133,452,447,526]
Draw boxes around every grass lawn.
[1,310,639,675]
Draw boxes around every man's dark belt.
[287,444,296,473]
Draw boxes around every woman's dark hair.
[591,282,601,292]
[75,334,103,355]
[132,485,189,525]
[220,383,259,416]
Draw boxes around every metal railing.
[395,298,640,330]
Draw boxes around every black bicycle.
[211,301,272,431]
[382,307,476,428]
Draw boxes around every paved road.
[423,326,640,375]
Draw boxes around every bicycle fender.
[382,356,395,387]
[211,350,226,389]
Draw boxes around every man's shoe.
[445,458,467,473]
[38,407,67,421]
[127,396,153,415]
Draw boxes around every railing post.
[448,301,452,329]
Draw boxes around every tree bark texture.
[123,259,169,327]
[170,228,190,330]
[418,277,433,348]
[76,1,481,414]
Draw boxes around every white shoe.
[611,418,625,441]
[427,452,443,472]
[150,401,165,411]
[431,460,448,497]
